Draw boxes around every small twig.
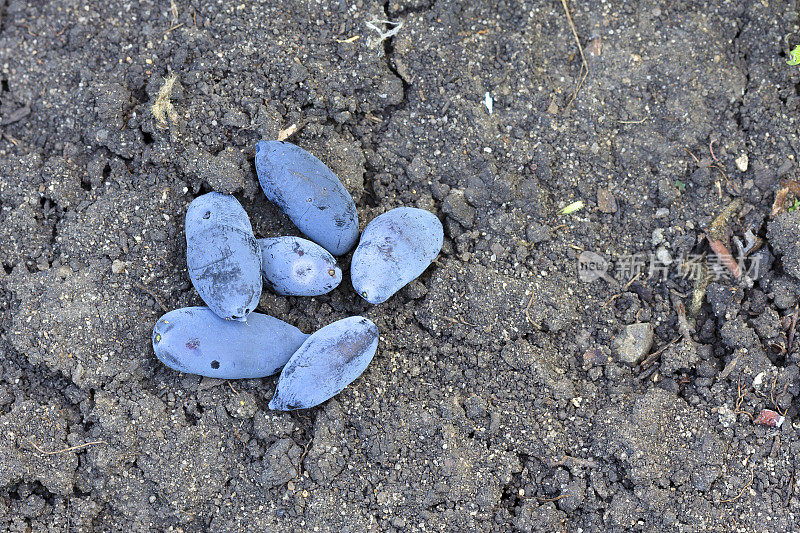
[170,0,179,22]
[787,305,799,353]
[295,437,314,478]
[734,375,755,421]
[524,292,536,325]
[295,411,314,427]
[560,0,588,107]
[558,455,597,468]
[684,148,701,165]
[537,493,572,502]
[602,293,621,308]
[637,363,659,381]
[132,280,169,312]
[602,273,642,309]
[624,272,641,291]
[164,22,184,36]
[720,468,755,503]
[24,437,107,457]
[712,163,729,183]
[444,316,478,328]
[3,133,19,146]
[769,374,778,406]
[706,236,742,279]
[675,301,693,340]
[710,139,720,162]
[228,381,238,394]
[639,336,681,369]
[618,115,648,124]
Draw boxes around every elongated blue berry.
[258,237,342,296]
[269,316,379,410]
[152,307,308,379]
[254,141,358,255]
[185,192,261,321]
[351,207,443,304]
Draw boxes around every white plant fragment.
[366,17,404,51]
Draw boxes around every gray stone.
[260,438,301,488]
[613,323,654,365]
[442,190,476,228]
[526,222,551,244]
[464,395,488,420]
[767,211,800,281]
[691,465,721,492]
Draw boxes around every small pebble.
[651,228,664,246]
[612,323,654,366]
[753,408,784,428]
[597,188,618,213]
[735,154,749,172]
[655,247,672,266]
[111,259,127,274]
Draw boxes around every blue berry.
[259,236,342,296]
[185,192,261,321]
[269,316,379,410]
[351,207,443,304]
[152,307,308,379]
[255,141,358,255]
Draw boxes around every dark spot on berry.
[211,360,220,369]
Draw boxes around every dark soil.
[2,0,800,531]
